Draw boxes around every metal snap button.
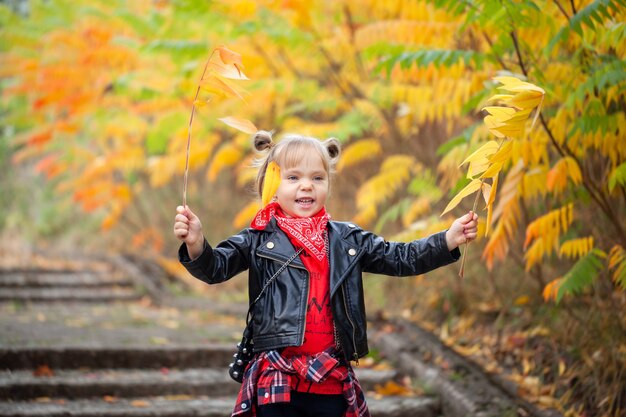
[264,392,270,398]
[241,403,248,409]
[266,242,275,249]
[348,224,356,228]
[348,248,356,256]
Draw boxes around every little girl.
[173,131,478,417]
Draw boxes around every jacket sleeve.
[359,229,460,276]
[178,229,253,284]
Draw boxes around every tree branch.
[552,0,571,20]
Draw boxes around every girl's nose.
[300,179,312,190]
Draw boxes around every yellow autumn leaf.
[489,140,513,164]
[337,139,382,172]
[218,116,257,134]
[559,236,594,259]
[215,45,244,75]
[483,115,506,138]
[482,106,517,122]
[207,144,242,182]
[261,161,281,206]
[543,278,563,302]
[208,54,249,80]
[480,161,504,179]
[460,140,500,167]
[441,178,482,216]
[481,182,492,208]
[508,91,544,110]
[233,200,261,229]
[199,74,246,101]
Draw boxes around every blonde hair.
[253,130,341,200]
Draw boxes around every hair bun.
[253,130,274,151]
[324,137,341,160]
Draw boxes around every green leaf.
[556,248,607,303]
[608,162,626,191]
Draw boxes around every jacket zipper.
[341,285,359,366]
[257,252,309,346]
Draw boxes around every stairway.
[0,268,142,303]
[0,345,440,416]
[0,263,442,417]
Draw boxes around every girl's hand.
[174,206,204,259]
[445,211,478,251]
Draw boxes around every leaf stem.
[183,49,216,207]
[459,181,483,278]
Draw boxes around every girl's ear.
[324,137,341,161]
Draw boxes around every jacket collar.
[254,219,362,294]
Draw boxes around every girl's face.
[274,151,329,218]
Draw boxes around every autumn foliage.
[1,0,625,415]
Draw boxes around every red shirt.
[281,236,342,394]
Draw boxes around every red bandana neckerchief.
[251,202,330,261]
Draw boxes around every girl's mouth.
[296,198,314,206]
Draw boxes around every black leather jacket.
[179,219,460,362]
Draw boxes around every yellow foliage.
[337,139,382,172]
[524,203,574,268]
[207,143,243,182]
[356,155,415,211]
[559,237,594,260]
[483,162,524,270]
[233,200,261,230]
[547,157,583,196]
[353,204,377,227]
[402,197,431,227]
[522,166,549,199]
[261,161,281,206]
[543,278,563,302]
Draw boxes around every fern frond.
[547,156,583,195]
[566,58,626,109]
[337,139,382,172]
[608,162,626,192]
[556,248,607,303]
[543,278,564,302]
[206,143,243,182]
[524,203,574,252]
[376,49,487,76]
[356,155,415,210]
[232,200,260,230]
[402,197,432,228]
[525,237,549,271]
[608,245,626,289]
[559,236,594,259]
[547,0,626,52]
[568,0,626,37]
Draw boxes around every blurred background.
[1,0,624,415]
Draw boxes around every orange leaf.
[215,45,244,76]
[218,116,257,134]
[33,365,54,377]
[209,57,249,80]
[199,74,246,101]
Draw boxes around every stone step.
[0,288,141,303]
[0,346,237,370]
[0,395,439,417]
[0,272,133,289]
[0,367,398,400]
[0,368,236,399]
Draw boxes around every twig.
[183,50,216,207]
[459,183,483,278]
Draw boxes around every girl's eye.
[287,175,298,181]
[314,176,325,181]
